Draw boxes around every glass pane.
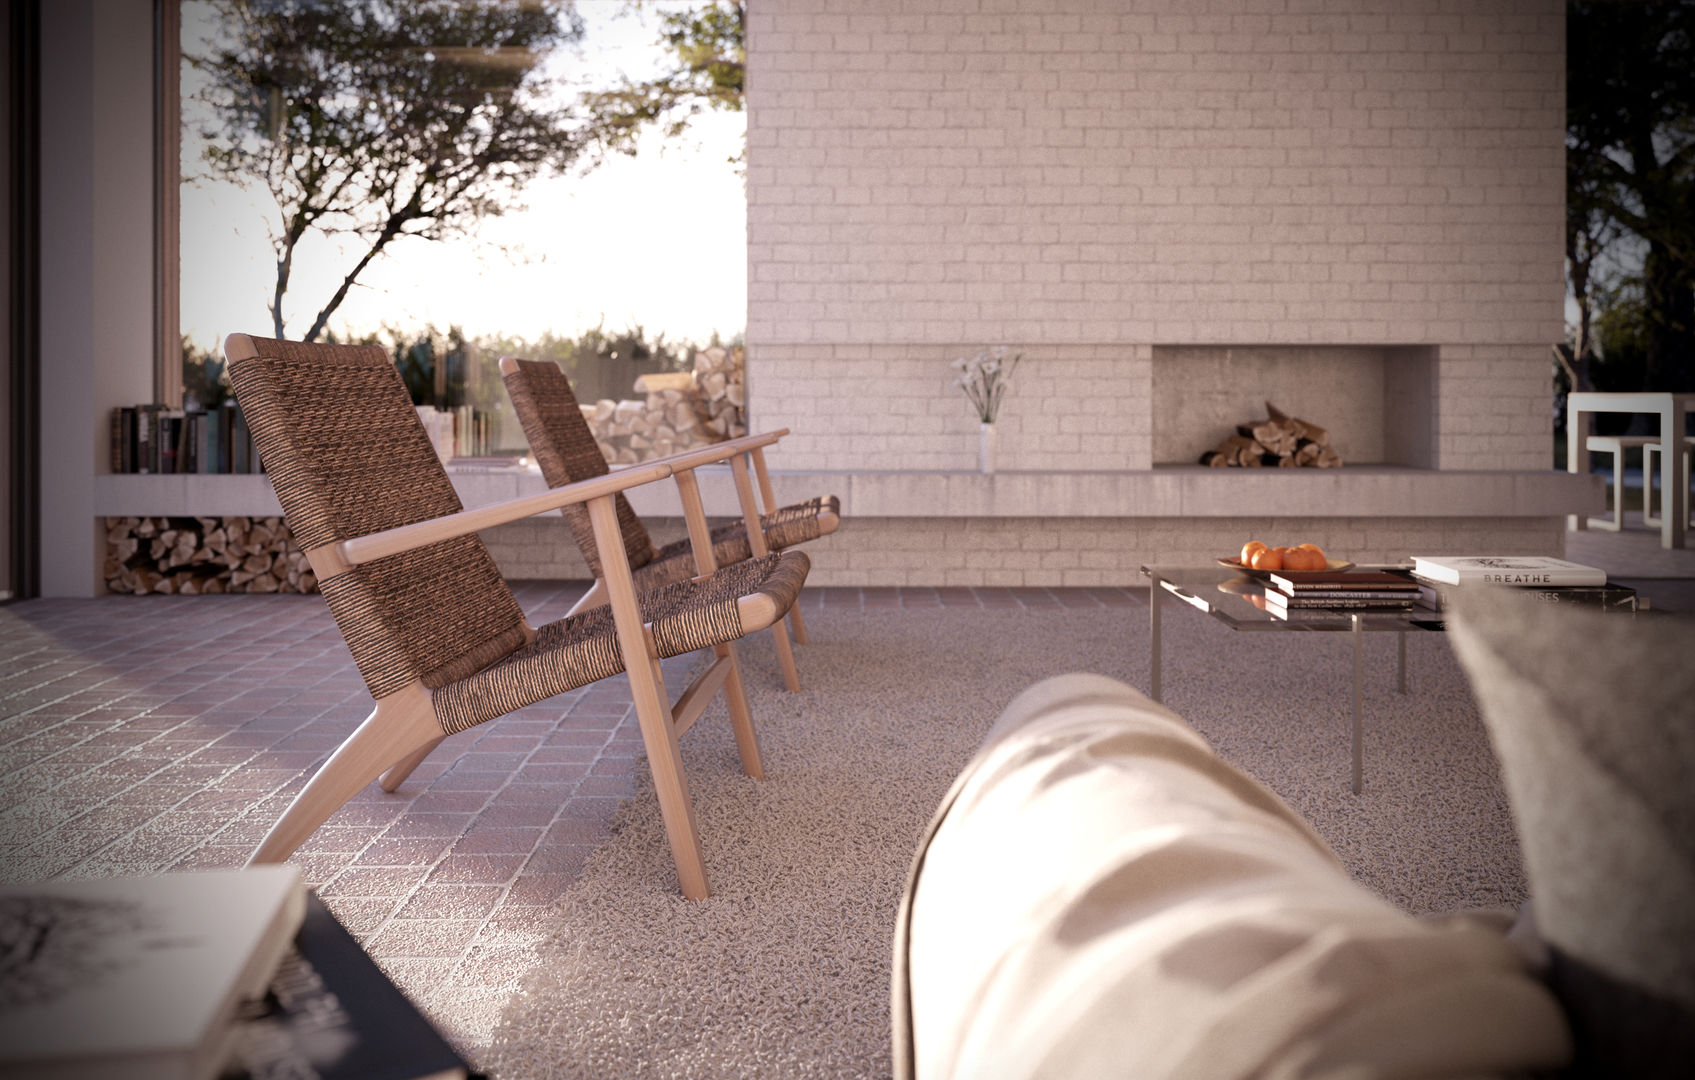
[175,1,746,467]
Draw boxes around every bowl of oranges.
[1219,540,1353,578]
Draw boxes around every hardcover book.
[1266,570,1419,592]
[1416,581,1637,614]
[0,867,305,1080]
[221,894,469,1080]
[1408,555,1607,587]
[1263,591,1416,610]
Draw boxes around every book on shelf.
[108,401,262,474]
[0,867,305,1080]
[221,893,469,1080]
[1415,580,1638,614]
[1407,555,1607,587]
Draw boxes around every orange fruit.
[1249,546,1284,571]
[1288,547,1322,571]
[1241,540,1267,565]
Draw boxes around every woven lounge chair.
[224,333,811,899]
[501,356,839,692]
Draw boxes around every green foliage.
[577,1,744,164]
[474,321,691,404]
[181,336,230,410]
[189,0,588,342]
[1566,1,1695,394]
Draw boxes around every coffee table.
[1141,565,1445,794]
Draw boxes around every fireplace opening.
[1150,345,1436,468]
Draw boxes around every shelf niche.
[1150,345,1437,468]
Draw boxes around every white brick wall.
[746,0,1564,474]
[801,515,1565,587]
[479,513,1566,588]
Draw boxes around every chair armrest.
[639,429,790,474]
[333,459,674,567]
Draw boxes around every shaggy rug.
[485,602,1523,1079]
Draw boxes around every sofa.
[894,592,1694,1079]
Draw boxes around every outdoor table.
[1141,565,1446,795]
[1566,391,1695,549]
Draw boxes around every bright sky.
[178,1,746,352]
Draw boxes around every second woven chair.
[225,333,810,900]
[502,357,839,691]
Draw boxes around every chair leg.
[715,642,765,779]
[786,602,810,645]
[378,735,444,792]
[624,652,711,900]
[566,577,608,617]
[1588,447,1624,531]
[1645,443,1663,527]
[249,685,441,865]
[770,616,802,692]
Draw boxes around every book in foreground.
[1407,555,1606,587]
[221,893,469,1080]
[0,867,304,1080]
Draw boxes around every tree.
[1566,1,1695,395]
[189,0,587,342]
[577,1,744,163]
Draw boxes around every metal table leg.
[1149,572,1162,703]
[1352,613,1364,794]
[1397,630,1407,694]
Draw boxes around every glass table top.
[1139,565,1446,632]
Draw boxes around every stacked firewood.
[1199,402,1343,468]
[691,345,746,441]
[579,346,747,464]
[105,515,316,595]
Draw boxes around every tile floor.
[1,518,1686,1063]
[0,582,1142,1059]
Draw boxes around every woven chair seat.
[636,496,842,592]
[434,551,809,735]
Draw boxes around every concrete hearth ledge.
[98,465,1601,521]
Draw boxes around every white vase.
[979,421,998,474]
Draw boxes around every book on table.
[1407,555,1607,587]
[221,893,470,1080]
[0,867,305,1080]
[1265,570,1420,593]
[1263,590,1417,611]
[1414,580,1638,614]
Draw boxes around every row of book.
[1260,556,1637,620]
[111,403,262,475]
[113,402,498,474]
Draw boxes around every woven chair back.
[227,337,528,699]
[502,358,657,578]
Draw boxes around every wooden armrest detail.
[328,460,673,569]
[639,429,790,473]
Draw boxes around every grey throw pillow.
[1446,592,1695,1077]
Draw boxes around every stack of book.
[110,402,261,475]
[1261,570,1422,619]
[1407,555,1637,613]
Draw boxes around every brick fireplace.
[714,0,1598,587]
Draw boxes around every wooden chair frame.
[228,334,801,900]
[500,357,838,692]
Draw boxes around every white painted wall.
[38,0,155,595]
